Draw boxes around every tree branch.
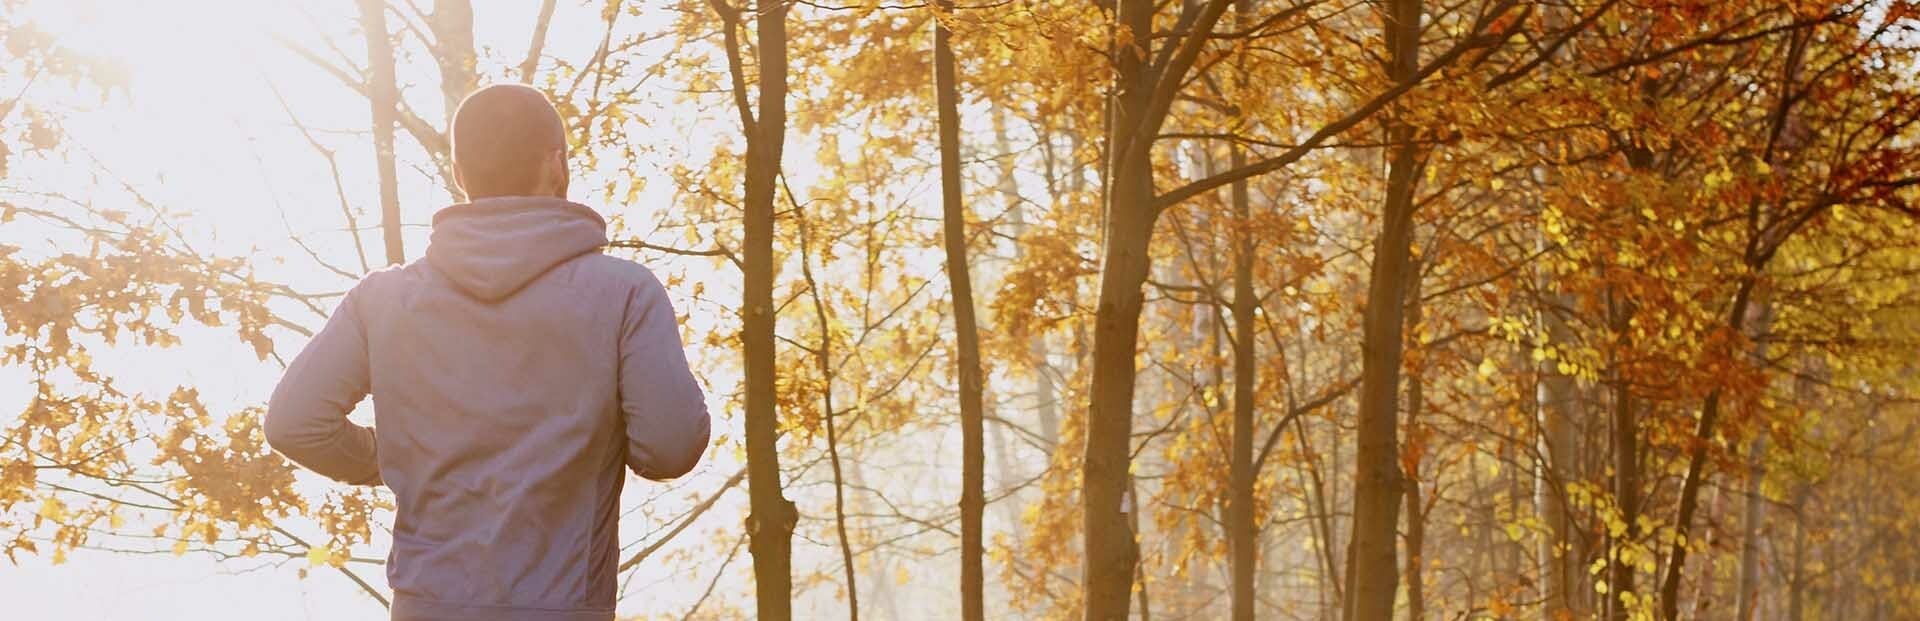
[1253,376,1358,472]
[518,0,561,83]
[1153,1,1520,211]
[617,468,746,572]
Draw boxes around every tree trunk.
[356,0,404,265]
[1787,487,1807,621]
[428,0,477,119]
[1659,28,1807,619]
[1472,457,1494,607]
[1131,475,1152,621]
[1504,437,1524,581]
[1227,2,1259,618]
[1597,282,1643,621]
[1735,303,1773,621]
[999,113,1060,455]
[1402,273,1426,621]
[518,0,560,84]
[1081,0,1154,617]
[800,220,859,621]
[1295,413,1343,621]
[734,2,797,618]
[1327,411,1347,621]
[933,4,987,620]
[1343,1,1423,618]
[1656,283,1755,621]
[1538,298,1581,619]
[1226,140,1258,621]
[1606,301,1638,621]
[1082,188,1151,621]
[1528,9,1582,618]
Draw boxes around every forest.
[2,0,1919,619]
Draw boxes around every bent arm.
[618,270,712,481]
[265,286,381,486]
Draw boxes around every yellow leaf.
[1477,357,1498,380]
[36,497,67,523]
[307,545,331,567]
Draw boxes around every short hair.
[450,84,567,199]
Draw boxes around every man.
[265,84,710,621]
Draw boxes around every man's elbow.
[634,415,711,481]
[644,453,703,481]
[263,397,315,459]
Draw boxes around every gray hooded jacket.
[265,196,710,621]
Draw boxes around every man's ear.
[451,166,470,202]
[549,148,570,199]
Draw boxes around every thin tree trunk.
[1606,293,1638,621]
[933,4,987,619]
[1787,487,1807,621]
[1006,117,1061,447]
[727,1,797,618]
[1658,29,1807,619]
[1530,7,1581,616]
[518,0,560,84]
[1538,297,1581,619]
[356,0,404,264]
[1401,457,1424,621]
[1329,404,1347,621]
[1227,140,1259,621]
[1313,421,1344,615]
[1402,272,1426,621]
[427,0,476,201]
[1293,409,1343,619]
[1656,283,1756,621]
[800,219,859,621]
[1132,474,1152,621]
[428,0,477,119]
[1472,459,1493,608]
[1226,1,1259,618]
[1344,1,1423,618]
[1504,436,1524,581]
[998,113,1060,458]
[1735,303,1773,621]
[848,449,904,620]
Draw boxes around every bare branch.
[518,0,561,84]
[617,468,746,572]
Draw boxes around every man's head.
[450,84,568,200]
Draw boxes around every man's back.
[266,197,710,621]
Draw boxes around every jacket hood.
[425,196,609,302]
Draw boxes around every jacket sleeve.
[618,269,712,481]
[264,281,382,486]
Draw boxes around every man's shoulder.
[341,263,414,303]
[566,252,667,292]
